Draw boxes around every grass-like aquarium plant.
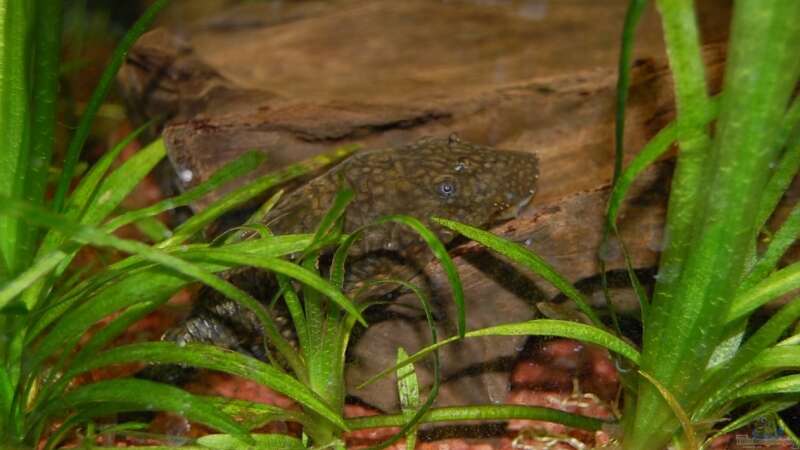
[1,0,799,449]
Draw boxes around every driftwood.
[118,0,731,411]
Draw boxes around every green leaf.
[603,97,718,328]
[198,250,365,327]
[397,348,420,413]
[79,138,166,228]
[38,379,251,443]
[606,96,720,229]
[360,319,639,390]
[0,0,35,275]
[0,251,63,312]
[22,138,166,310]
[741,198,800,292]
[26,235,312,346]
[347,404,608,432]
[703,297,800,405]
[103,150,265,233]
[197,434,306,450]
[204,397,308,431]
[636,369,697,450]
[632,1,800,445]
[729,261,800,322]
[64,342,347,431]
[132,216,172,243]
[0,200,317,377]
[305,185,353,256]
[299,186,355,403]
[698,343,800,420]
[276,274,309,357]
[702,400,796,447]
[647,0,715,334]
[468,319,640,361]
[612,0,647,184]
[750,345,800,374]
[397,348,419,450]
[734,374,800,399]
[755,96,800,229]
[433,217,604,328]
[159,144,358,248]
[65,122,150,223]
[377,215,466,337]
[22,0,63,271]
[52,0,171,211]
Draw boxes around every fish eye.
[437,179,457,198]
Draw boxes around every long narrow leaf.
[367,215,467,336]
[36,379,251,443]
[197,434,306,450]
[607,97,720,228]
[0,251,63,311]
[633,1,800,445]
[103,150,265,233]
[741,200,800,292]
[734,374,800,399]
[612,0,647,184]
[397,348,419,450]
[22,138,166,310]
[22,0,62,271]
[52,0,170,211]
[0,201,311,376]
[65,122,150,221]
[347,404,607,432]
[729,261,800,322]
[755,98,800,229]
[26,235,313,344]
[159,144,358,248]
[0,0,34,275]
[433,217,604,328]
[198,250,365,326]
[702,401,796,448]
[359,319,639,390]
[706,297,800,396]
[63,342,347,431]
[637,369,697,450]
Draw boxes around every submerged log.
[118,0,730,411]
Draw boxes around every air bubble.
[179,169,194,183]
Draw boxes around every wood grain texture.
[117,0,731,411]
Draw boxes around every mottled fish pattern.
[139,134,539,386]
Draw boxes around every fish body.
[141,134,539,389]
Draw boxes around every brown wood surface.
[118,0,732,411]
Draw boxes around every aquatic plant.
[395,0,800,448]
[2,0,798,449]
[1,1,590,449]
[370,0,800,448]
